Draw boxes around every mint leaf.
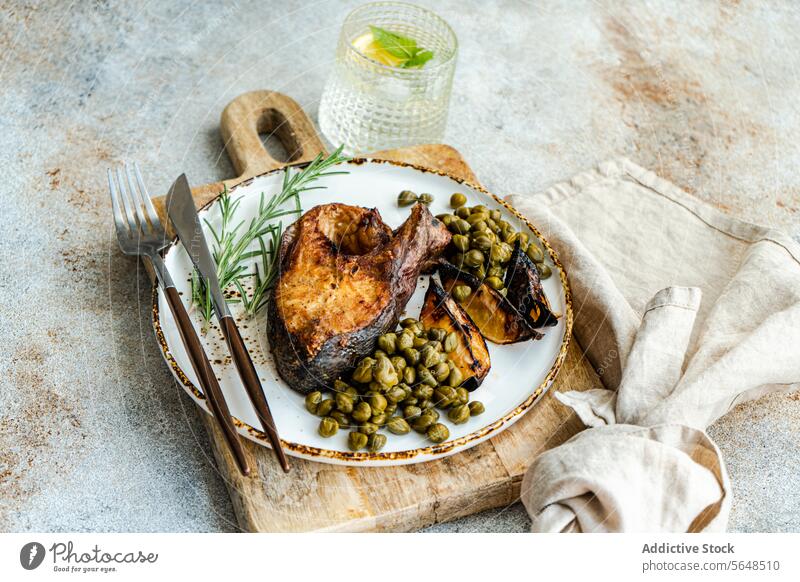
[402,49,434,68]
[369,25,418,60]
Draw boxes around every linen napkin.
[509,158,800,532]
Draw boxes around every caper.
[505,231,521,245]
[401,396,418,407]
[387,416,411,435]
[472,204,489,214]
[348,431,369,450]
[485,218,499,232]
[305,391,323,414]
[351,401,372,423]
[411,411,437,432]
[397,331,414,351]
[318,417,338,437]
[332,379,349,394]
[414,384,435,401]
[471,220,488,232]
[404,405,423,421]
[485,276,504,290]
[487,266,504,279]
[434,385,456,408]
[437,213,455,226]
[373,349,388,359]
[417,366,437,387]
[447,367,463,388]
[454,218,471,234]
[466,213,488,227]
[398,190,418,206]
[427,327,447,342]
[412,335,428,348]
[385,402,398,416]
[374,356,398,387]
[448,404,471,424]
[452,285,472,303]
[452,234,470,252]
[450,252,465,267]
[537,263,552,279]
[496,219,510,231]
[378,333,397,355]
[358,422,379,436]
[367,433,387,452]
[455,206,471,219]
[443,331,458,353]
[385,386,407,403]
[427,423,450,443]
[455,387,470,406]
[400,317,418,328]
[368,380,389,394]
[471,233,493,251]
[371,412,388,426]
[390,356,407,373]
[490,209,502,221]
[403,348,421,366]
[335,392,354,414]
[489,243,504,264]
[526,242,544,263]
[330,411,351,428]
[316,398,335,417]
[450,193,467,208]
[367,392,387,413]
[472,264,486,280]
[464,249,485,268]
[352,357,375,383]
[418,193,434,205]
[403,366,416,384]
[420,345,439,368]
[469,401,486,416]
[432,362,451,383]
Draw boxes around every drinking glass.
[318,2,458,154]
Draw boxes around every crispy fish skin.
[268,202,451,394]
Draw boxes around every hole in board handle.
[257,108,303,165]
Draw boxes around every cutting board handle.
[220,90,328,180]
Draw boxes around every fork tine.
[133,162,163,232]
[115,166,140,234]
[107,169,129,238]
[124,163,150,233]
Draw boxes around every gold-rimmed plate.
[152,159,572,466]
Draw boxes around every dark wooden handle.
[219,316,290,473]
[220,90,328,180]
[163,287,251,476]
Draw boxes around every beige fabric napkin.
[509,158,800,532]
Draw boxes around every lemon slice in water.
[351,31,404,67]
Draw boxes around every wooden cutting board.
[154,90,601,532]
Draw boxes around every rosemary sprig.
[191,146,349,322]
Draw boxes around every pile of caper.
[436,194,552,302]
[305,317,485,451]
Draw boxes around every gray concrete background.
[1,0,798,532]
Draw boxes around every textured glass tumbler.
[318,2,458,155]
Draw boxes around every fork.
[108,163,250,476]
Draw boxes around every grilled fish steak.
[268,202,451,394]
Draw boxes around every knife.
[166,174,290,473]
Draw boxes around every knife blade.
[166,175,290,473]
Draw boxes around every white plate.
[152,159,572,466]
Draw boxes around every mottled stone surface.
[1,0,798,533]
